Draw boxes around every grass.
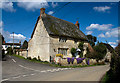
[12,54,49,64]
[11,54,105,68]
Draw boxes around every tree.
[6,47,13,55]
[71,48,76,57]
[87,35,97,47]
[2,35,5,44]
[115,43,120,55]
[93,43,107,61]
[78,42,84,57]
[86,43,107,62]
[21,40,28,49]
[78,42,84,51]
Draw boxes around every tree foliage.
[21,40,28,49]
[115,43,120,56]
[86,43,107,61]
[70,48,76,57]
[78,42,84,51]
[6,47,13,55]
[87,35,97,47]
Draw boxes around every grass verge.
[12,54,105,68]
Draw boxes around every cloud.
[86,31,93,35]
[108,42,116,45]
[86,24,113,31]
[98,28,119,38]
[1,21,26,43]
[10,33,26,40]
[0,21,3,28]
[98,33,105,38]
[0,2,16,12]
[93,6,111,12]
[51,2,58,8]
[111,45,116,48]
[105,28,118,37]
[116,40,120,43]
[17,0,48,11]
[48,11,54,15]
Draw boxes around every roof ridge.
[46,14,76,27]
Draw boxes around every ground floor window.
[58,48,68,55]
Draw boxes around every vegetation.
[115,43,120,55]
[102,43,120,83]
[78,42,84,57]
[86,35,97,47]
[6,47,13,55]
[86,43,107,62]
[21,40,28,49]
[70,48,76,57]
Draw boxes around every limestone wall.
[28,18,50,62]
[16,51,27,58]
[49,36,81,58]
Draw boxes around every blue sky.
[0,1,119,48]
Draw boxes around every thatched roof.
[31,14,88,41]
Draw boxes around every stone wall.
[49,36,81,58]
[28,18,50,62]
[16,51,27,58]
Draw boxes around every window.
[58,48,68,55]
[59,37,67,42]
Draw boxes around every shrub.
[27,57,32,60]
[76,58,83,64]
[71,57,74,64]
[85,58,90,65]
[86,43,107,62]
[71,48,76,57]
[56,54,63,58]
[6,47,13,55]
[67,57,71,64]
[78,42,84,51]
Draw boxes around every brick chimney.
[40,8,45,18]
[75,21,79,29]
[3,41,5,44]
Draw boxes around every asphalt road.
[2,55,110,82]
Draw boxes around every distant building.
[2,41,21,54]
[28,8,89,62]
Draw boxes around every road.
[2,55,110,82]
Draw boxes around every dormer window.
[59,37,67,42]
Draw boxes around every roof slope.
[31,14,88,41]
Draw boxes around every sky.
[0,1,119,48]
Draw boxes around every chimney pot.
[40,8,45,18]
[75,21,79,29]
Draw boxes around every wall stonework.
[28,18,50,62]
[28,18,88,62]
[49,36,79,58]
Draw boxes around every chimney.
[75,21,79,29]
[40,8,45,18]
[3,41,5,44]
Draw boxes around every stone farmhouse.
[28,8,89,62]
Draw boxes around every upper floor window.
[59,37,67,42]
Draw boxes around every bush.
[78,42,84,51]
[76,58,83,64]
[27,57,32,60]
[6,47,13,55]
[86,43,107,62]
[71,48,76,57]
[85,58,90,65]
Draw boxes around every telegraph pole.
[13,32,14,53]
